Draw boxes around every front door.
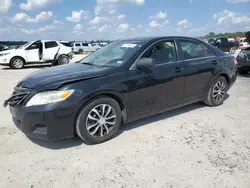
[25,41,40,62]
[43,41,59,61]
[128,40,185,116]
[178,39,218,100]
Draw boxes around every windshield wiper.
[82,62,95,66]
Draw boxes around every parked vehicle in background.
[72,42,100,54]
[212,38,239,54]
[208,38,216,45]
[236,47,250,74]
[0,44,9,51]
[0,40,73,69]
[3,36,237,144]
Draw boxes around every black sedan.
[4,36,237,144]
[236,47,250,74]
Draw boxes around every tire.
[78,49,83,54]
[204,76,228,107]
[238,69,249,75]
[10,57,25,69]
[229,47,236,54]
[57,55,69,65]
[76,97,122,144]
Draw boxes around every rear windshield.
[59,42,71,47]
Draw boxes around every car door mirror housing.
[136,58,155,68]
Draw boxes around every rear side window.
[82,43,89,46]
[179,40,215,60]
[75,43,81,47]
[45,41,58,49]
[142,41,177,65]
[59,42,71,47]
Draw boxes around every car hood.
[0,49,15,54]
[19,63,111,91]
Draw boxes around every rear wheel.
[10,57,25,69]
[204,76,228,107]
[76,97,122,144]
[57,55,69,65]
[78,49,83,54]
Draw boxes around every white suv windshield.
[80,40,146,67]
[18,42,33,49]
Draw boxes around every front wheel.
[229,47,236,54]
[76,97,122,144]
[204,76,228,107]
[10,57,25,69]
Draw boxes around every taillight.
[240,44,243,46]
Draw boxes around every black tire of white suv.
[10,57,25,69]
[57,55,69,65]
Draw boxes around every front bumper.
[0,55,11,66]
[9,98,82,141]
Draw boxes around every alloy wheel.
[86,104,116,137]
[13,59,24,68]
[212,81,226,103]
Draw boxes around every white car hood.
[0,49,16,54]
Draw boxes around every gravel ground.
[0,54,250,188]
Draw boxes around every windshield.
[18,42,33,49]
[79,40,146,67]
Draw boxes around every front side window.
[45,41,58,49]
[141,41,177,64]
[27,41,40,50]
[180,40,215,60]
[79,40,146,67]
[75,43,81,47]
[59,42,71,47]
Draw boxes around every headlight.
[26,90,74,107]
[0,53,10,57]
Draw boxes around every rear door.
[178,39,218,100]
[128,39,185,116]
[43,41,59,61]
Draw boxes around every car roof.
[119,36,202,43]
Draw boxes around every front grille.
[4,92,30,107]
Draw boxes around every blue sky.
[0,0,250,41]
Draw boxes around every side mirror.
[136,58,154,68]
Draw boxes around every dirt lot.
[0,55,250,188]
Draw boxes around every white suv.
[72,42,100,54]
[0,40,73,69]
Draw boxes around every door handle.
[212,60,218,65]
[175,67,183,73]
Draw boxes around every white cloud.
[89,16,108,25]
[117,14,126,20]
[149,20,161,28]
[150,11,167,19]
[0,0,12,13]
[74,24,83,31]
[98,24,108,32]
[11,11,53,23]
[72,30,84,35]
[213,10,250,25]
[177,19,189,27]
[118,23,129,31]
[164,20,169,25]
[137,24,143,27]
[227,0,250,3]
[20,28,36,35]
[20,0,62,11]
[66,10,88,22]
[95,0,144,15]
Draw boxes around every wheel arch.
[217,72,230,85]
[10,56,26,65]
